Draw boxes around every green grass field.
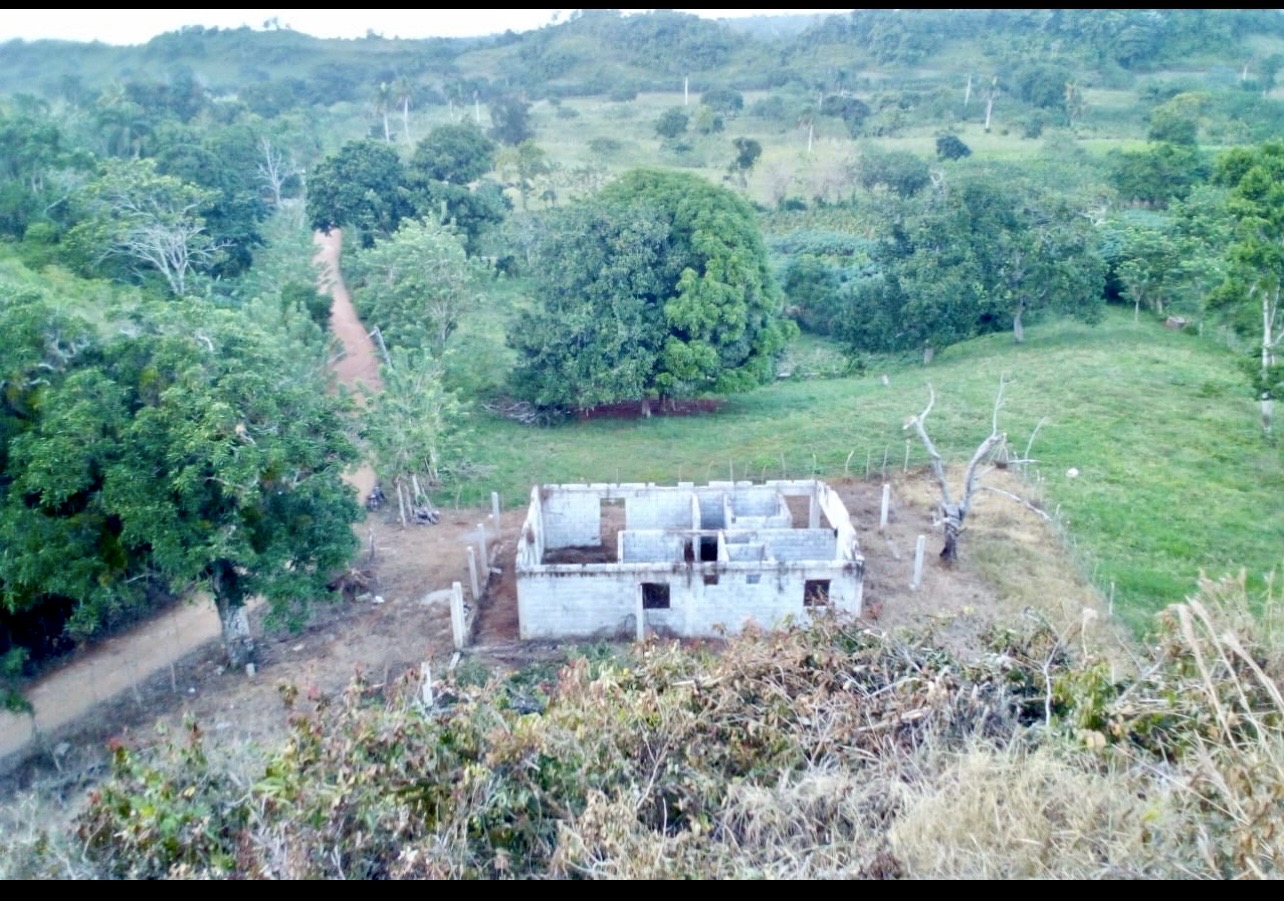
[463,311,1283,632]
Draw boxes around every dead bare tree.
[984,76,1000,133]
[904,379,1042,563]
[256,137,298,209]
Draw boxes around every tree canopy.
[0,292,361,666]
[1212,141,1284,403]
[843,175,1106,352]
[407,124,506,254]
[349,218,486,356]
[510,170,794,411]
[307,140,412,247]
[65,158,222,296]
[409,124,496,185]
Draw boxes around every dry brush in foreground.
[4,574,1282,880]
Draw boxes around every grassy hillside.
[466,312,1283,631]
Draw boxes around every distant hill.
[3,9,1284,106]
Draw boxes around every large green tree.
[406,124,506,254]
[488,94,535,146]
[153,123,271,279]
[409,123,496,185]
[0,110,90,239]
[845,176,1105,352]
[510,170,794,413]
[0,292,361,667]
[307,140,412,247]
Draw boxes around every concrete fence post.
[467,546,481,602]
[451,582,467,650]
[492,492,501,523]
[911,536,927,591]
[879,484,891,532]
[636,584,645,643]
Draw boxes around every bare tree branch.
[978,486,1053,521]
[904,384,953,508]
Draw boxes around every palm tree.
[96,82,147,158]
[393,76,414,144]
[371,82,393,143]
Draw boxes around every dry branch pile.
[6,576,1280,880]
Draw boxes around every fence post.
[467,546,481,602]
[911,536,927,590]
[636,584,646,643]
[451,582,467,650]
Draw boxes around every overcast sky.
[0,9,852,45]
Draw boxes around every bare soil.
[0,468,1116,796]
[316,228,382,395]
[464,469,1121,664]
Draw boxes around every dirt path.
[0,229,385,766]
[0,601,225,759]
[315,227,380,500]
[315,228,383,394]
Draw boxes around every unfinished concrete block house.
[515,480,864,640]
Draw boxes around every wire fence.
[447,442,1120,612]
[468,439,991,513]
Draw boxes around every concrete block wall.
[518,559,863,640]
[621,531,688,563]
[518,569,639,640]
[729,487,787,517]
[761,529,838,562]
[651,565,862,636]
[727,543,766,562]
[817,484,861,562]
[728,503,792,530]
[542,488,602,550]
[626,488,697,531]
[794,562,864,616]
[695,490,728,529]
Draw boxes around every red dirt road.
[314,228,383,394]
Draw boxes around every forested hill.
[3,9,1284,105]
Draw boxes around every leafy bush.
[858,149,931,197]
[700,87,744,116]
[936,134,972,161]
[588,137,623,157]
[655,107,689,140]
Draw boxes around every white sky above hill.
[1,9,852,45]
